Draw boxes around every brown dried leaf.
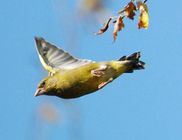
[113,16,125,42]
[137,1,149,29]
[95,17,112,35]
[118,2,136,20]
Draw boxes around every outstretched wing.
[35,37,94,74]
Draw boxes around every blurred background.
[0,0,182,140]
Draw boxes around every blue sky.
[0,0,182,140]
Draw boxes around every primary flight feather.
[34,37,145,99]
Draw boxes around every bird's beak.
[34,88,45,97]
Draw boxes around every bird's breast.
[54,63,113,98]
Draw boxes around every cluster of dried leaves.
[95,0,149,42]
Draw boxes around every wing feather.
[35,37,94,74]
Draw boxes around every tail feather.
[118,52,145,73]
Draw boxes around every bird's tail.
[118,52,145,73]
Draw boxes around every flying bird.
[34,37,145,99]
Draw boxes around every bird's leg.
[91,65,107,77]
[98,78,113,89]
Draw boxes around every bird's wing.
[35,37,94,74]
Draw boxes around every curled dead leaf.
[118,1,137,20]
[95,17,112,35]
[137,1,149,29]
[113,16,125,42]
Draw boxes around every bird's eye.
[42,82,45,86]
[39,81,45,88]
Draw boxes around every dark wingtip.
[34,36,45,45]
[34,37,48,52]
[34,36,40,42]
[34,36,39,40]
[34,36,40,45]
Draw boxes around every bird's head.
[34,77,57,97]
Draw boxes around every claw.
[98,78,113,89]
[91,65,107,77]
[91,70,105,77]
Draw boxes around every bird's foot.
[91,65,107,77]
[98,78,113,89]
[91,70,105,77]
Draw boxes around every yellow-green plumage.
[42,61,129,98]
[34,37,145,99]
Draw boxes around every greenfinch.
[34,37,145,99]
